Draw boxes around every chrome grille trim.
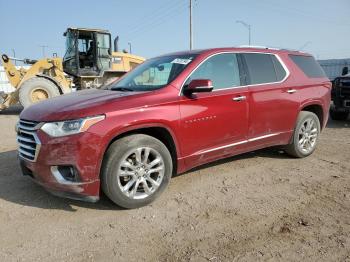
[17,119,41,162]
[17,135,36,143]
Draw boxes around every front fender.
[89,117,183,177]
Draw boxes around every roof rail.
[239,45,276,49]
[238,45,306,53]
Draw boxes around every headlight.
[40,115,105,137]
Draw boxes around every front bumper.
[18,129,104,202]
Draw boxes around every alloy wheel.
[297,118,318,154]
[117,147,165,200]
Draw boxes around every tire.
[285,111,321,158]
[101,134,173,209]
[329,108,349,121]
[19,77,60,108]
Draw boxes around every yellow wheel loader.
[0,28,145,111]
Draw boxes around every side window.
[289,55,326,78]
[185,53,241,90]
[243,53,286,85]
[271,55,287,81]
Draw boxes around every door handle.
[232,95,246,102]
[287,89,297,94]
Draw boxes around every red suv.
[17,47,331,208]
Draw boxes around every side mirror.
[342,66,348,76]
[184,79,213,95]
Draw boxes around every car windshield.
[109,54,197,91]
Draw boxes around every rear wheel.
[101,134,173,209]
[19,77,60,108]
[285,111,320,158]
[330,108,349,121]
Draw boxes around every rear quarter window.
[242,53,287,85]
[289,55,326,78]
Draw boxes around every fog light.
[57,166,79,182]
[51,166,81,184]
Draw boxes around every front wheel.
[101,134,173,209]
[19,77,60,108]
[285,111,321,158]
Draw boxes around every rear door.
[178,53,249,167]
[241,52,299,143]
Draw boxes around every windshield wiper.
[110,87,135,92]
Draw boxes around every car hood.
[20,89,148,122]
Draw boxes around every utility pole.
[11,49,16,65]
[39,45,48,58]
[189,0,193,50]
[236,20,251,46]
[128,42,132,54]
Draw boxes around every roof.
[65,27,110,34]
[155,46,309,58]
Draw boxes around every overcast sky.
[0,0,349,60]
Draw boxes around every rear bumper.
[18,130,105,202]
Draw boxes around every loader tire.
[19,77,60,108]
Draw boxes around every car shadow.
[0,150,122,212]
[326,117,350,128]
[0,147,289,212]
[174,147,290,178]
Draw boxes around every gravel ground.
[0,106,349,262]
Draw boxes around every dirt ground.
[0,106,349,262]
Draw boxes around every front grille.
[340,87,350,97]
[17,119,41,162]
[339,79,350,98]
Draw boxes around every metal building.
[318,58,350,80]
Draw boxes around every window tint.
[243,53,285,85]
[185,53,241,90]
[271,55,287,81]
[289,55,326,78]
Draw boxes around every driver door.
[178,53,249,167]
[96,33,112,72]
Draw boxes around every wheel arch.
[101,124,180,176]
[300,102,324,129]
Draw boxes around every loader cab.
[63,28,112,77]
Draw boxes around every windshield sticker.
[171,58,192,65]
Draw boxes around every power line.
[125,1,187,38]
[236,0,350,27]
[264,0,350,26]
[127,6,188,42]
[125,0,183,32]
[126,4,188,41]
[126,2,187,38]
